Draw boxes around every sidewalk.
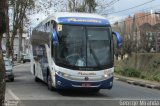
[13,62,22,67]
[114,74,160,90]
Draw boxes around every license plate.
[82,83,91,87]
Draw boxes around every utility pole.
[155,12,160,53]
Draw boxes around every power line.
[136,4,160,13]
[103,0,155,15]
[110,11,160,24]
[105,0,120,7]
[105,2,160,22]
[107,6,158,19]
[97,0,120,7]
[108,7,160,23]
[97,0,120,15]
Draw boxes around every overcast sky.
[30,0,160,27]
[108,0,160,23]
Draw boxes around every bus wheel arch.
[47,68,54,91]
[46,68,49,82]
[33,64,35,75]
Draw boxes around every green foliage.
[117,70,160,82]
[153,74,160,82]
[115,68,141,77]
[115,53,160,82]
[152,60,160,68]
[140,74,146,79]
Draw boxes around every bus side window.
[52,20,57,29]
[51,21,56,60]
[45,23,47,32]
[45,22,50,32]
[51,38,56,60]
[43,25,46,32]
[52,45,56,60]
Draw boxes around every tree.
[67,0,119,14]
[8,0,65,62]
[8,0,34,61]
[68,0,97,13]
[85,0,97,13]
[68,0,78,12]
[0,0,8,105]
[5,1,10,59]
[33,0,66,15]
[96,0,119,15]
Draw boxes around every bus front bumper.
[55,75,113,89]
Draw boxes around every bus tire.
[91,89,100,93]
[35,77,40,82]
[47,74,54,91]
[33,65,35,75]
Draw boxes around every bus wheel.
[91,89,100,93]
[47,74,54,91]
[35,77,40,82]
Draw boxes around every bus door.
[33,45,48,82]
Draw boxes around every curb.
[114,75,160,90]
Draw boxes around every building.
[1,32,29,57]
[112,11,160,52]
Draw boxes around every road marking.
[5,89,20,106]
[8,89,20,101]
[7,89,26,106]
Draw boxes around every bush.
[153,75,160,82]
[153,60,160,68]
[114,69,122,74]
[124,68,141,77]
[115,68,141,78]
[140,75,146,79]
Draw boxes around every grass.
[115,68,160,82]
[115,68,141,77]
[115,53,160,82]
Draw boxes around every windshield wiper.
[88,41,101,67]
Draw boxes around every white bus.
[30,12,122,92]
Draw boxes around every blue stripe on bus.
[55,75,113,89]
[57,17,110,26]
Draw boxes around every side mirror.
[112,32,122,48]
[52,29,59,46]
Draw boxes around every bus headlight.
[104,69,114,78]
[57,71,70,77]
[63,73,69,77]
[104,74,108,78]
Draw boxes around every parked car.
[4,58,14,82]
[23,54,30,63]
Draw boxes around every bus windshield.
[56,25,113,70]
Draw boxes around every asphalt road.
[5,63,160,106]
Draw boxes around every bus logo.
[84,77,89,81]
[78,72,96,75]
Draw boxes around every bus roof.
[37,12,110,27]
[54,12,107,19]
